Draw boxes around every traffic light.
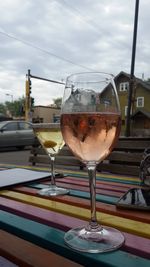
[19,104,25,115]
[31,97,34,107]
[29,79,32,95]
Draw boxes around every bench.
[29,145,84,170]
[97,137,150,176]
[29,137,150,176]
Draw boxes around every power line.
[58,0,104,36]
[0,30,95,72]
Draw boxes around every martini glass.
[33,123,69,196]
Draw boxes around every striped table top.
[0,164,150,267]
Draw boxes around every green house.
[114,71,150,136]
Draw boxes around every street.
[0,147,32,166]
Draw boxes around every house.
[131,110,150,136]
[114,71,150,136]
[63,89,97,113]
[32,105,61,123]
[31,72,150,136]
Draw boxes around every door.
[0,121,19,147]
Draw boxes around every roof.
[131,110,150,119]
[115,71,130,80]
[34,105,60,110]
[115,71,150,91]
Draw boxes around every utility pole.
[125,0,139,136]
[25,69,32,121]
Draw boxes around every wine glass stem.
[87,165,101,230]
[50,156,56,186]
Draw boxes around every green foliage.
[53,97,62,108]
[0,96,25,117]
[0,103,6,114]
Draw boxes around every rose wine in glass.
[33,123,69,196]
[60,72,124,253]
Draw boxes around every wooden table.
[0,165,150,267]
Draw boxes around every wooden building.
[31,72,150,136]
[115,71,150,136]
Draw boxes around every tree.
[0,97,25,117]
[53,97,62,108]
[0,103,6,114]
[12,97,25,116]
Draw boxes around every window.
[2,122,18,131]
[125,106,128,117]
[137,97,144,108]
[19,122,32,130]
[125,106,132,116]
[91,95,96,104]
[119,82,129,91]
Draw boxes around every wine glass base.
[38,186,69,196]
[64,225,125,253]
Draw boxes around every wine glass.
[33,122,69,196]
[60,72,124,253]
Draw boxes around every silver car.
[0,120,35,149]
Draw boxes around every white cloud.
[0,0,149,105]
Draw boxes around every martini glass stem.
[50,156,56,186]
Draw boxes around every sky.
[0,0,149,105]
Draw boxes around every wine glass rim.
[67,71,115,80]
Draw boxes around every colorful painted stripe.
[0,190,150,238]
[1,211,150,267]
[11,186,150,224]
[1,196,150,259]
[0,230,82,267]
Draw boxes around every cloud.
[0,0,149,105]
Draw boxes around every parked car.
[0,120,36,150]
